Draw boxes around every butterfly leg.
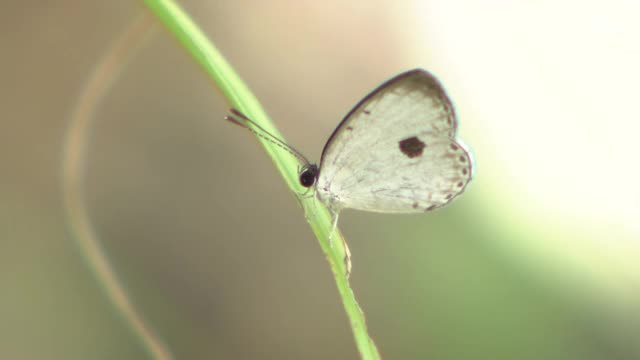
[327,211,352,277]
[328,211,339,247]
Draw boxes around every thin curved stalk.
[61,12,173,360]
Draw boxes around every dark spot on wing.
[363,109,371,115]
[346,126,353,131]
[462,168,468,175]
[412,202,419,209]
[459,155,466,163]
[445,194,453,200]
[450,144,458,151]
[425,205,437,212]
[457,181,464,188]
[399,136,426,158]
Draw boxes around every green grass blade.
[142,0,381,358]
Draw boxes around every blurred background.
[2,1,639,359]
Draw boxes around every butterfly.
[227,69,473,240]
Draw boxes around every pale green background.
[2,1,639,359]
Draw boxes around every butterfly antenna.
[225,109,310,165]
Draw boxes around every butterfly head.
[299,163,319,188]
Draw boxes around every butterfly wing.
[316,69,473,213]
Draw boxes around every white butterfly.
[228,69,473,238]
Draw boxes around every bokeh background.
[2,1,639,359]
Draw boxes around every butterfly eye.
[299,164,319,188]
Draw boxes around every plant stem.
[142,0,381,358]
